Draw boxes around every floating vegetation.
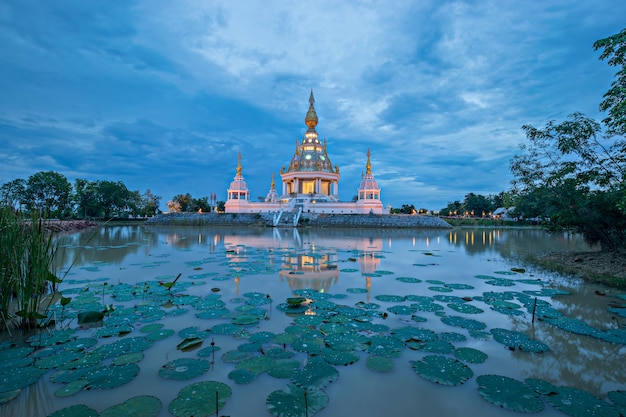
[159,358,210,380]
[476,375,544,413]
[168,381,232,417]
[411,355,473,386]
[266,383,329,417]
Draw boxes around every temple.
[225,91,390,219]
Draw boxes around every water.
[1,225,624,417]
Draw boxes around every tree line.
[0,171,161,219]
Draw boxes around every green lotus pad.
[101,395,162,417]
[526,379,619,417]
[291,357,339,390]
[48,404,99,417]
[0,389,21,404]
[266,383,329,417]
[608,391,626,416]
[490,328,550,353]
[411,355,473,386]
[228,368,257,384]
[366,355,394,373]
[476,374,545,413]
[168,381,232,417]
[454,347,488,363]
[159,358,210,380]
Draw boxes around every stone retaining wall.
[145,212,451,229]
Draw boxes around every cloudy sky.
[0,1,623,210]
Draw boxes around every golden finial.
[270,173,275,190]
[236,152,242,176]
[366,148,372,175]
[305,89,318,129]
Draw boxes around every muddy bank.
[41,220,99,234]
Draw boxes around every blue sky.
[0,1,624,210]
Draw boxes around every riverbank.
[144,212,453,228]
[525,250,626,289]
[39,219,99,234]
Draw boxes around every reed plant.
[0,207,61,332]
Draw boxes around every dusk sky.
[1,1,624,211]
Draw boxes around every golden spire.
[305,89,318,129]
[236,152,242,176]
[366,148,372,175]
[270,173,275,190]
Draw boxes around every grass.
[0,207,61,332]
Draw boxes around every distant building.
[225,91,390,218]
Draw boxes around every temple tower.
[280,90,340,200]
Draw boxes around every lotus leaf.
[490,328,549,352]
[28,329,75,347]
[291,357,339,390]
[392,326,437,342]
[195,308,230,319]
[0,346,33,361]
[48,404,99,417]
[387,305,417,315]
[447,303,484,314]
[266,383,329,417]
[92,324,134,338]
[375,294,406,302]
[177,337,203,351]
[294,315,324,326]
[178,326,211,339]
[411,355,473,386]
[264,347,296,359]
[168,381,232,417]
[324,332,368,352]
[83,363,140,389]
[54,380,89,397]
[236,356,274,374]
[0,389,20,404]
[35,350,83,369]
[228,368,257,384]
[222,350,253,363]
[536,384,619,417]
[441,315,487,330]
[232,313,261,326]
[292,337,324,354]
[407,340,455,354]
[249,331,276,344]
[196,344,221,358]
[58,353,105,370]
[0,363,46,393]
[396,277,422,283]
[366,355,394,373]
[346,287,367,292]
[367,335,405,356]
[429,286,454,292]
[99,395,162,417]
[268,359,301,378]
[112,352,144,365]
[321,348,360,366]
[62,338,98,352]
[211,323,243,335]
[598,329,626,344]
[608,391,626,416]
[145,328,175,341]
[476,374,544,413]
[410,301,444,312]
[454,347,488,363]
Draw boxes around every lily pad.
[366,356,394,373]
[54,380,89,397]
[530,382,619,417]
[228,368,257,384]
[48,404,99,417]
[321,348,360,366]
[454,347,488,363]
[168,381,232,417]
[100,395,162,417]
[291,357,339,390]
[477,374,545,413]
[267,383,329,417]
[411,355,473,386]
[159,358,210,380]
[83,363,140,389]
[268,359,301,378]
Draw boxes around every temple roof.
[285,90,336,174]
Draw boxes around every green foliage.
[0,207,60,330]
[24,171,72,218]
[391,204,416,214]
[511,28,626,251]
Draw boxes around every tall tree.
[0,178,26,209]
[24,171,72,217]
[511,28,626,251]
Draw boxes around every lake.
[1,225,624,417]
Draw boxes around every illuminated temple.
[225,91,390,219]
